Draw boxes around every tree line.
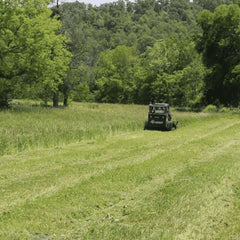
[1,0,240,108]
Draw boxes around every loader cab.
[149,104,168,114]
[145,103,177,131]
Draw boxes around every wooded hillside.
[1,0,240,107]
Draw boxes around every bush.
[203,104,218,113]
[73,83,95,102]
[219,107,231,113]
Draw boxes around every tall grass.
[0,101,146,155]
[0,101,220,155]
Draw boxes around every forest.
[1,0,240,108]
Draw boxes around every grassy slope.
[1,103,240,239]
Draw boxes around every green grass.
[1,101,240,239]
[0,100,207,156]
[0,101,146,155]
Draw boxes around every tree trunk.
[63,93,68,107]
[0,96,9,108]
[53,92,59,108]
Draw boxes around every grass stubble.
[0,101,240,239]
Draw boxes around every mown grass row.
[0,101,218,156]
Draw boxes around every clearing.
[0,103,240,239]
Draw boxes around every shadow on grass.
[0,101,67,113]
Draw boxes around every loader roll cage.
[144,103,178,131]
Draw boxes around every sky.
[58,0,193,7]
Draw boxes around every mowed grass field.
[1,101,240,239]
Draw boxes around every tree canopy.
[0,0,71,107]
[196,4,240,106]
[56,0,238,107]
[1,0,240,107]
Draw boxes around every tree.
[194,0,231,12]
[196,4,240,105]
[0,0,71,107]
[95,45,137,103]
[138,37,205,105]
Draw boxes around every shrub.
[203,104,218,113]
[219,107,231,113]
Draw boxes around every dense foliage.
[0,0,71,107]
[57,0,239,107]
[59,0,205,107]
[1,0,240,107]
[196,4,240,106]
